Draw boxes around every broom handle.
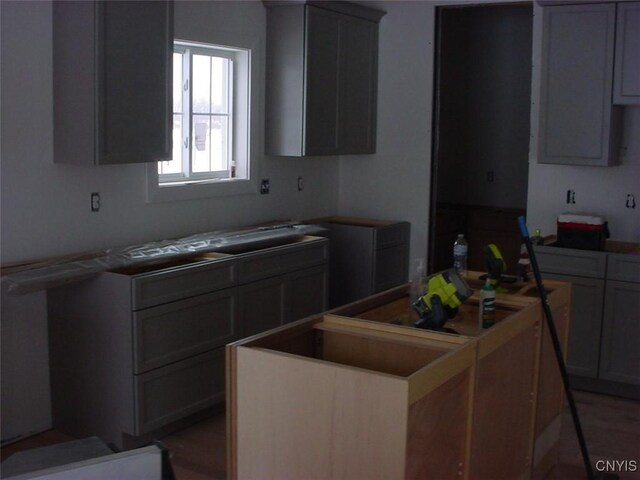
[517,217,595,480]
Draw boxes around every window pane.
[192,115,210,173]
[211,57,229,114]
[158,115,183,175]
[210,116,229,172]
[192,55,211,114]
[173,52,183,112]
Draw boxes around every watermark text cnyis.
[595,460,638,473]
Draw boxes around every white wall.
[0,1,340,266]
[1,0,342,442]
[526,3,640,242]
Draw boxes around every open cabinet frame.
[226,275,571,479]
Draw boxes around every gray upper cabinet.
[538,3,622,166]
[53,1,173,165]
[613,2,640,104]
[264,2,384,157]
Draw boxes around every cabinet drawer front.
[607,253,640,283]
[237,239,328,284]
[133,288,237,374]
[132,259,236,309]
[375,222,409,249]
[534,246,606,278]
[237,276,287,338]
[134,349,225,435]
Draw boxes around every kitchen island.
[226,274,571,479]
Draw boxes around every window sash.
[159,43,237,183]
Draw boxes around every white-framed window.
[147,39,254,202]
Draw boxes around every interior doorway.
[429,3,533,275]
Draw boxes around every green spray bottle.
[479,278,496,329]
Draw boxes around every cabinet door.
[340,16,378,154]
[613,2,640,104]
[285,265,329,323]
[599,280,640,385]
[133,288,237,374]
[238,276,286,338]
[134,349,224,435]
[304,6,340,155]
[538,3,620,166]
[98,1,173,164]
[542,273,604,378]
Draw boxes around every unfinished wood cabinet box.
[226,279,561,479]
[227,314,476,479]
[464,273,571,480]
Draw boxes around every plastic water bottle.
[453,234,468,276]
[409,258,427,304]
[479,278,496,329]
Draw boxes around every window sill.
[146,168,258,203]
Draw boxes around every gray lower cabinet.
[238,265,329,338]
[308,217,410,308]
[48,236,329,447]
[599,280,640,384]
[53,0,173,165]
[613,2,640,105]
[264,1,384,156]
[535,244,640,396]
[540,273,605,378]
[538,3,621,166]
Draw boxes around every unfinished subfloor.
[2,390,639,479]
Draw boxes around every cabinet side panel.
[53,1,96,164]
[265,5,305,156]
[324,223,374,307]
[405,370,472,480]
[470,322,539,480]
[48,275,134,447]
[235,347,408,479]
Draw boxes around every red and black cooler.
[556,214,609,251]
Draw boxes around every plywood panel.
[234,347,409,480]
[405,369,473,480]
[470,323,539,479]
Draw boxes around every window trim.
[146,37,258,202]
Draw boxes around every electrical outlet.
[487,171,494,182]
[566,190,576,204]
[91,192,100,212]
[297,176,304,191]
[260,179,270,194]
[626,194,636,209]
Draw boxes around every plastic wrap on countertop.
[2,223,325,294]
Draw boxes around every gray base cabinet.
[264,1,384,156]
[535,244,640,396]
[53,0,173,164]
[308,217,410,308]
[538,3,622,166]
[48,236,328,447]
[540,272,604,378]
